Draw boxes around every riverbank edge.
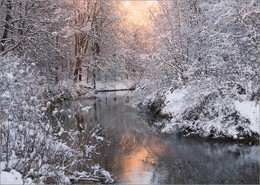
[137,85,260,146]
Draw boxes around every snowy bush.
[0,54,113,184]
[139,0,259,144]
[143,82,259,142]
[0,54,65,183]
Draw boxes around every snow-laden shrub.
[143,82,259,142]
[0,54,68,183]
[0,54,113,184]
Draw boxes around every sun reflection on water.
[117,132,167,183]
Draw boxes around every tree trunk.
[92,56,97,92]
[0,0,12,52]
[74,56,82,82]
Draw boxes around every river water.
[53,92,260,184]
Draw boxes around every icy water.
[54,92,260,184]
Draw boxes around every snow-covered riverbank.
[142,84,259,143]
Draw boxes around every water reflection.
[152,134,260,184]
[119,146,154,184]
[115,133,167,184]
[94,92,259,184]
[52,92,260,184]
[50,98,96,150]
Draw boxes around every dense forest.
[0,0,259,184]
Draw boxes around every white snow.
[51,31,58,36]
[6,72,14,80]
[85,145,96,157]
[0,169,34,185]
[57,127,65,136]
[52,108,58,115]
[81,106,92,111]
[91,132,103,140]
[96,136,104,141]
[96,81,135,91]
[234,100,260,134]
[150,86,260,139]
[0,162,7,171]
[0,170,23,185]
[162,88,188,116]
[1,91,11,98]
[46,101,52,107]
[91,165,112,183]
[161,122,176,133]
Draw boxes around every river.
[52,92,260,184]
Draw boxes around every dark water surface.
[54,92,260,184]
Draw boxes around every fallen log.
[96,87,135,93]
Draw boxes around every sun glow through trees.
[117,0,160,32]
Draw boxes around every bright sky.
[117,0,160,31]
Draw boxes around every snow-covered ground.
[143,84,259,140]
[96,81,135,91]
[0,169,33,185]
[234,100,259,134]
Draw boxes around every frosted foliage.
[144,83,259,140]
[0,55,68,183]
[140,0,259,141]
[0,55,113,184]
